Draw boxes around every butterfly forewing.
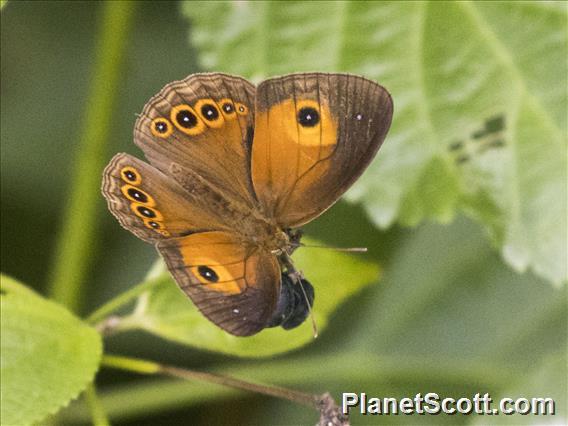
[251,73,393,227]
[134,73,258,207]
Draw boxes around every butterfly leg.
[278,252,303,281]
[284,228,303,255]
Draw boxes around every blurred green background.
[1,1,566,425]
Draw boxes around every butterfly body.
[166,160,296,256]
[102,72,392,336]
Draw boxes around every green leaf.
[0,275,102,426]
[119,238,379,357]
[181,1,567,285]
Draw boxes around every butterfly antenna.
[298,275,318,338]
[291,243,367,253]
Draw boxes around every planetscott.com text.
[342,392,556,416]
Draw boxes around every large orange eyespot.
[218,98,237,119]
[170,105,206,136]
[297,108,319,127]
[150,117,173,138]
[235,102,249,116]
[120,167,141,185]
[295,99,322,136]
[131,203,163,221]
[121,185,155,206]
[296,100,320,127]
[197,265,219,283]
[195,99,224,128]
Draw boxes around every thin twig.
[160,365,318,409]
[101,354,349,424]
[102,354,317,408]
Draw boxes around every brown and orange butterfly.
[102,73,392,336]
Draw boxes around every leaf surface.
[182,1,567,285]
[0,275,102,426]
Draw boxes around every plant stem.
[47,1,136,313]
[86,275,168,325]
[101,354,318,409]
[102,354,161,375]
[161,365,317,408]
[84,384,110,426]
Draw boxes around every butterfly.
[102,73,393,336]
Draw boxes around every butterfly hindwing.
[133,73,258,206]
[251,73,393,227]
[101,153,228,242]
[158,231,281,336]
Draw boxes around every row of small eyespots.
[119,166,170,237]
[150,98,249,138]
